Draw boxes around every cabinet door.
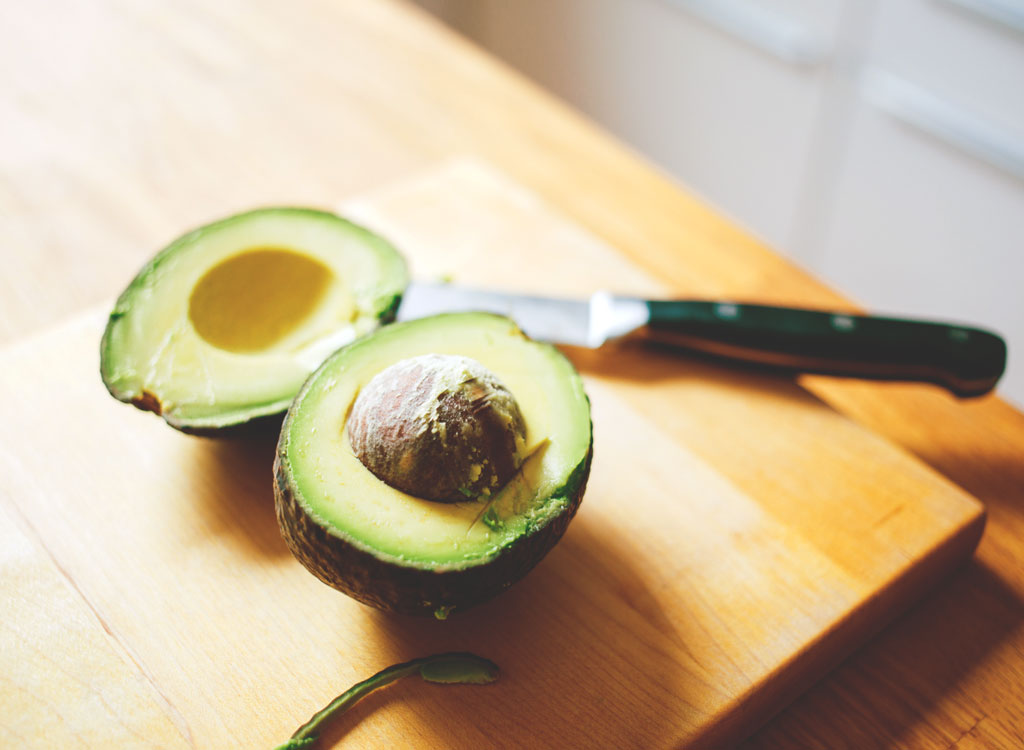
[814,0,1024,403]
[868,0,1024,137]
[470,0,845,255]
[815,80,1024,403]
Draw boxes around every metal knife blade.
[396,282,649,348]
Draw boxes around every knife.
[396,283,1007,398]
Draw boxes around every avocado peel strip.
[274,652,499,749]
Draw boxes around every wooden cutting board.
[0,161,985,749]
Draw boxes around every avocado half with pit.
[274,312,593,617]
[100,208,407,432]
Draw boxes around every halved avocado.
[100,208,407,432]
[274,313,593,616]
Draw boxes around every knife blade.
[396,282,1007,398]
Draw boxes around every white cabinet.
[868,0,1024,135]
[814,77,1024,396]
[460,0,843,252]
[813,1,1024,400]
[412,0,1024,404]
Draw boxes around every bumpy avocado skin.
[273,404,593,617]
[99,207,406,435]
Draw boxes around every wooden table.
[2,0,1022,746]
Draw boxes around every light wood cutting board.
[0,161,985,749]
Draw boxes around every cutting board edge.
[693,503,987,748]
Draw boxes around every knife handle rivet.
[949,328,970,342]
[832,315,856,331]
[716,303,739,319]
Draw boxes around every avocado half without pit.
[100,208,407,432]
[273,312,593,617]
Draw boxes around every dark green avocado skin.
[273,433,593,617]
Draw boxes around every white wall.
[413,0,1024,406]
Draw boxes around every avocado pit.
[187,247,335,354]
[346,354,527,503]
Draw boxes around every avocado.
[274,312,593,616]
[100,208,407,432]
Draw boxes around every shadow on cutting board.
[741,385,1024,749]
[563,339,824,407]
[313,514,717,750]
[744,558,1023,749]
[190,421,291,559]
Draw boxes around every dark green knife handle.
[643,301,1007,398]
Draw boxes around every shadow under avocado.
[188,419,291,558]
[316,513,705,750]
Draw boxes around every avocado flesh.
[275,312,593,614]
[100,208,407,431]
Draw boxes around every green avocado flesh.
[274,312,593,615]
[100,208,407,431]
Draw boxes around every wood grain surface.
[1,0,1023,747]
[0,160,990,748]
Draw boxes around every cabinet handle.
[940,0,1024,35]
[861,68,1024,182]
[662,0,828,66]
